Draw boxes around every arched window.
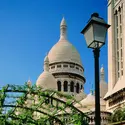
[57,81,61,91]
[76,83,79,93]
[70,81,74,92]
[81,85,83,89]
[64,81,68,92]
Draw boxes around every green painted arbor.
[0,84,89,125]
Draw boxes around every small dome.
[75,92,106,112]
[74,91,86,101]
[60,17,66,26]
[36,71,57,90]
[80,93,105,106]
[36,56,57,90]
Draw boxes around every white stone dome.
[75,92,106,112]
[36,71,57,90]
[48,17,82,66]
[48,39,82,66]
[80,93,105,106]
[74,91,86,101]
[36,56,57,90]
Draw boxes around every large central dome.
[48,17,82,66]
[48,39,82,66]
[46,17,85,95]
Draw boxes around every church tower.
[104,0,125,111]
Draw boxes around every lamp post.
[81,13,110,125]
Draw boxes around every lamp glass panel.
[84,24,94,47]
[93,24,107,44]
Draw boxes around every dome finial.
[60,17,66,26]
[60,17,67,40]
[44,55,49,71]
[100,64,105,81]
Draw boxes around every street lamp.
[81,13,110,125]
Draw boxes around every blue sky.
[0,0,108,94]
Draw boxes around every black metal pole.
[93,48,100,125]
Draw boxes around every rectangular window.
[120,38,122,47]
[116,15,118,27]
[117,38,119,50]
[57,65,61,68]
[76,67,79,70]
[117,28,118,37]
[121,70,123,76]
[51,66,55,69]
[120,14,122,23]
[121,49,123,59]
[117,51,119,60]
[63,65,68,68]
[121,61,123,68]
[118,61,119,71]
[70,64,75,68]
[120,25,122,33]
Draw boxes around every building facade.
[104,0,125,112]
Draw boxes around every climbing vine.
[0,84,89,125]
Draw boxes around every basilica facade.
[24,0,125,124]
[36,17,86,101]
[35,17,111,124]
